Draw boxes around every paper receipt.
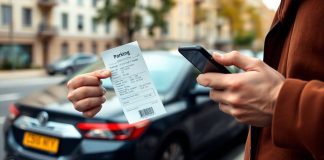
[101,41,166,124]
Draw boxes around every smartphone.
[178,45,230,73]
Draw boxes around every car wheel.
[47,71,56,76]
[65,67,73,75]
[159,139,188,160]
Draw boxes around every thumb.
[212,51,256,71]
[86,69,111,79]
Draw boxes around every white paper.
[101,41,166,123]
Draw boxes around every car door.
[189,97,237,151]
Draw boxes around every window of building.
[78,0,83,6]
[61,13,68,30]
[1,5,12,25]
[92,0,97,7]
[178,22,182,38]
[78,42,84,53]
[92,41,97,54]
[22,8,32,27]
[162,22,169,35]
[92,18,97,32]
[77,15,84,31]
[61,42,69,58]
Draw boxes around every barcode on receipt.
[139,107,155,118]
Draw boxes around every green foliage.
[219,0,245,35]
[234,31,256,46]
[218,0,262,47]
[194,7,207,24]
[95,0,175,42]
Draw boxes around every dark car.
[46,54,97,75]
[4,51,246,160]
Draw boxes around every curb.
[0,69,47,80]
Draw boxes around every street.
[0,74,245,160]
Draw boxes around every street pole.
[9,0,15,70]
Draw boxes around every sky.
[262,0,281,10]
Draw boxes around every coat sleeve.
[272,79,324,159]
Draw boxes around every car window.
[74,56,92,64]
[70,54,187,94]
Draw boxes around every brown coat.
[244,0,324,159]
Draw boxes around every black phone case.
[178,45,230,74]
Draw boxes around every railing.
[37,0,57,8]
[38,23,57,39]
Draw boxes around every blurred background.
[0,0,279,159]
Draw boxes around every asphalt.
[0,69,46,79]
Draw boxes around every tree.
[218,0,262,47]
[95,0,175,44]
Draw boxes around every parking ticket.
[101,41,166,124]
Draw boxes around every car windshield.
[70,53,187,94]
[54,55,71,62]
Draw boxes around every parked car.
[256,51,264,60]
[238,49,255,58]
[4,51,246,160]
[46,54,97,75]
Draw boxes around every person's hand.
[67,69,111,118]
[197,51,285,127]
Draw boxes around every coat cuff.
[272,79,307,149]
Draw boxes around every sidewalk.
[0,69,47,80]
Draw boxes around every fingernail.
[212,52,223,59]
[102,87,107,94]
[83,112,92,118]
[197,74,210,87]
[100,69,110,77]
[101,96,106,103]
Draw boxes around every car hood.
[16,84,167,121]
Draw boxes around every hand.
[197,51,285,127]
[67,69,111,118]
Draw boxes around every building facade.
[0,0,42,68]
[0,0,235,68]
[0,0,117,68]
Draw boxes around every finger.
[68,86,106,102]
[67,75,102,90]
[86,69,111,79]
[212,51,260,71]
[210,89,224,103]
[83,105,102,118]
[209,89,238,107]
[197,73,242,90]
[74,96,106,112]
[219,103,246,123]
[210,89,246,107]
[218,103,234,115]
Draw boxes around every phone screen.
[178,47,230,73]
[183,50,211,72]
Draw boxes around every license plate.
[23,132,60,154]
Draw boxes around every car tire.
[47,71,56,76]
[64,67,73,75]
[157,138,189,160]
